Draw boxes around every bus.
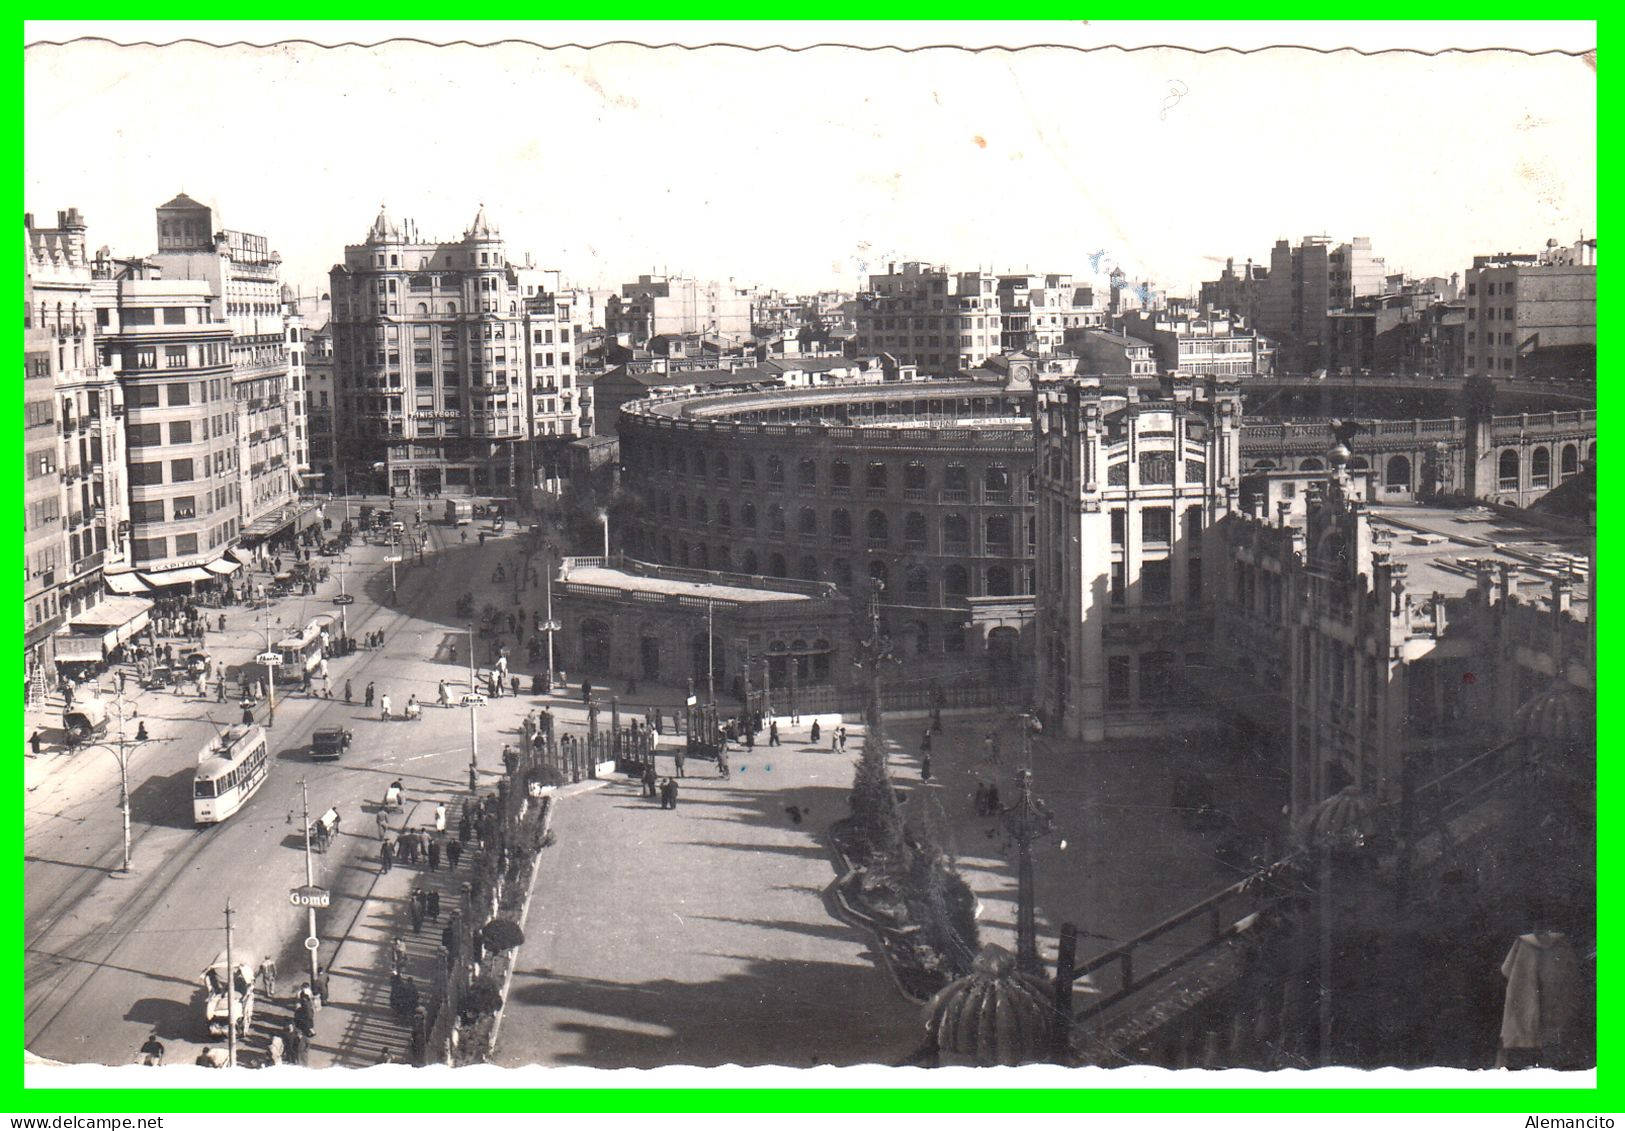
[193,724,270,826]
[444,499,472,526]
[277,618,329,675]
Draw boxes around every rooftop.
[1365,503,1589,618]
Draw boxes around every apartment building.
[25,209,130,691]
[1463,239,1598,379]
[606,274,753,350]
[855,262,1003,374]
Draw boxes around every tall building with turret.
[329,206,586,498]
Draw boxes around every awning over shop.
[241,501,322,540]
[206,557,243,576]
[68,595,153,646]
[139,566,214,587]
[104,571,150,595]
[225,546,253,565]
[52,635,109,664]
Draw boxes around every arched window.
[739,456,756,483]
[693,451,707,477]
[1250,459,1277,472]
[904,462,928,492]
[1386,455,1411,488]
[833,559,852,589]
[767,455,785,484]
[985,515,1011,548]
[905,565,929,602]
[866,461,888,491]
[866,510,889,545]
[714,453,729,481]
[1531,446,1551,487]
[986,565,1013,596]
[715,546,731,571]
[1561,444,1579,478]
[798,458,817,488]
[769,553,787,578]
[741,502,757,530]
[943,513,969,549]
[944,463,969,493]
[415,302,429,314]
[717,500,732,528]
[904,512,927,547]
[741,549,759,573]
[944,564,969,597]
[1498,449,1520,489]
[868,560,889,588]
[768,504,786,536]
[798,507,818,536]
[1348,456,1370,470]
[1299,458,1324,472]
[800,555,820,581]
[832,509,851,539]
[696,499,709,524]
[831,459,851,490]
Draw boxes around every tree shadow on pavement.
[501,955,920,1069]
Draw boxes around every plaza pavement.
[493,704,1246,1068]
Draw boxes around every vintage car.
[310,726,352,762]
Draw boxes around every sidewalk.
[307,777,608,1067]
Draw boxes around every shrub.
[482,917,525,953]
[460,976,503,1019]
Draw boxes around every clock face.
[1014,365,1031,382]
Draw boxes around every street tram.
[193,724,270,826]
[276,619,328,675]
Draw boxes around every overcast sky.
[24,26,1596,299]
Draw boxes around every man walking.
[769,720,780,746]
[365,682,376,708]
[376,811,390,842]
[344,678,353,704]
[426,889,441,921]
[427,837,441,873]
[380,837,394,875]
[674,746,685,779]
[409,891,425,935]
[446,838,462,872]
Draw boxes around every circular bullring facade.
[618,382,1038,692]
[616,376,1596,696]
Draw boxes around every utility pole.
[224,899,237,1068]
[468,621,479,781]
[706,599,715,703]
[299,779,319,993]
[741,640,753,721]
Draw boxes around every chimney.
[1276,500,1292,529]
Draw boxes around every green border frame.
[12,19,1607,1115]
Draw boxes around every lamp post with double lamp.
[92,693,151,873]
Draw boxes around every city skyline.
[25,34,1596,298]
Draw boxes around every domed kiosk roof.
[921,945,1057,1066]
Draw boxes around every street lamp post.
[1002,767,1055,976]
[467,622,479,783]
[98,693,148,873]
[541,543,559,693]
[598,510,609,560]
